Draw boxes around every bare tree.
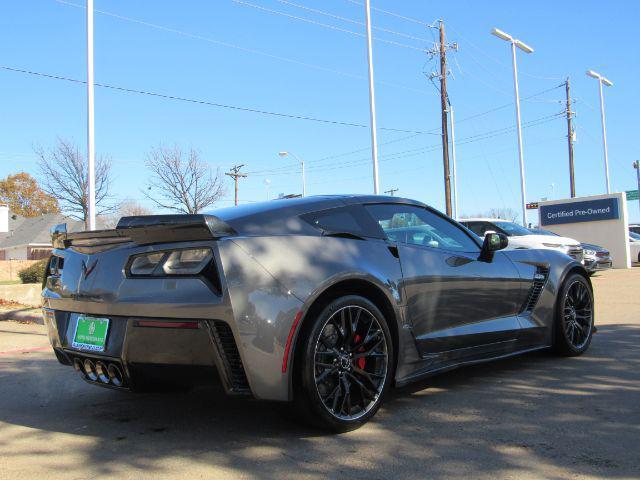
[143,145,225,214]
[467,207,519,222]
[98,200,154,229]
[36,138,116,228]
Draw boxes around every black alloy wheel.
[554,273,594,356]
[295,295,393,431]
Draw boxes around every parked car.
[581,243,613,274]
[460,218,584,263]
[43,196,594,431]
[629,224,640,235]
[630,231,640,263]
[530,229,612,275]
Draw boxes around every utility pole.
[86,0,96,230]
[565,78,576,197]
[438,21,452,217]
[225,164,247,207]
[364,0,380,194]
[427,21,457,217]
[384,188,399,196]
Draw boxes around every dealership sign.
[539,198,620,226]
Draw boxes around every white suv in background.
[460,218,584,262]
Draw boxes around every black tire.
[293,295,394,432]
[553,273,594,356]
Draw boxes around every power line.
[446,23,564,82]
[54,0,432,96]
[342,2,563,81]
[275,0,430,43]
[344,0,430,27]
[249,85,565,176]
[248,113,564,178]
[230,0,428,53]
[0,64,439,135]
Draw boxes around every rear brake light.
[134,320,200,329]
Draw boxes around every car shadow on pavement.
[0,323,638,479]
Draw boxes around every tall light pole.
[633,160,640,214]
[491,28,533,226]
[279,151,305,197]
[264,178,272,200]
[364,0,380,194]
[586,70,613,194]
[86,0,96,230]
[449,104,459,220]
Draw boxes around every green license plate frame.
[72,316,110,352]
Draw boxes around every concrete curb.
[0,308,43,325]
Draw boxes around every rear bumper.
[43,308,251,395]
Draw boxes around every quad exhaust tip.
[74,357,125,387]
[95,361,110,384]
[107,364,124,387]
[83,359,98,382]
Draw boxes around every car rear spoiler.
[51,214,236,249]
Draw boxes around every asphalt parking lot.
[0,269,638,480]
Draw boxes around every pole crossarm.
[225,164,248,206]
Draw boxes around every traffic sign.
[626,190,639,201]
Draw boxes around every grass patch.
[0,280,20,286]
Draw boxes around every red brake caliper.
[353,334,366,369]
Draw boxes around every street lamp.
[633,161,640,214]
[586,70,614,194]
[279,151,305,197]
[491,27,534,226]
[264,178,271,200]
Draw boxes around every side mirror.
[479,232,508,262]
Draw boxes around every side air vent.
[521,267,550,313]
[211,321,251,394]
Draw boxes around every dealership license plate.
[72,316,110,352]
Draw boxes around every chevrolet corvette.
[42,195,594,431]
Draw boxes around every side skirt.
[395,344,551,388]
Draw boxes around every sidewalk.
[0,306,43,324]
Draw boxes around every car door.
[365,204,526,359]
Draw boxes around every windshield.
[494,221,533,237]
[530,228,559,236]
[630,231,640,241]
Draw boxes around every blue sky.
[1,0,639,224]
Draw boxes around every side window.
[466,221,491,237]
[365,204,479,252]
[301,205,384,238]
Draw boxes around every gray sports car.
[43,195,595,431]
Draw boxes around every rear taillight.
[134,320,200,329]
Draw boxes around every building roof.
[0,212,84,249]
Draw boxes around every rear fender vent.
[521,266,550,313]
[210,321,251,394]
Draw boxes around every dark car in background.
[42,195,594,431]
[531,229,612,275]
[581,243,613,274]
